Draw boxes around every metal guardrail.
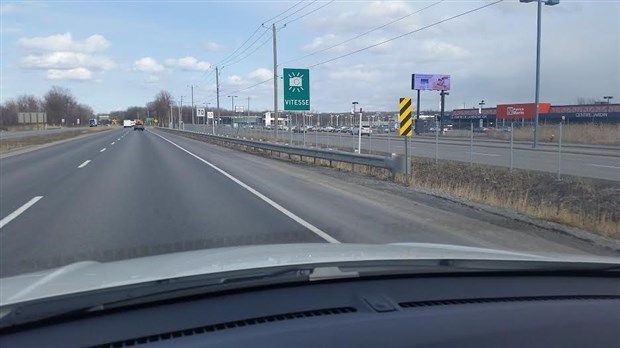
[158,127,406,175]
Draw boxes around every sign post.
[197,107,205,133]
[207,111,214,134]
[399,97,413,177]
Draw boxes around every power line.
[226,32,274,67]
[216,25,263,66]
[222,27,271,68]
[215,0,502,96]
[274,0,318,24]
[281,0,444,65]
[220,77,274,97]
[307,0,504,69]
[283,0,335,26]
[215,1,306,68]
[262,0,305,24]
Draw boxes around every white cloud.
[418,40,470,61]
[164,56,210,71]
[22,52,115,70]
[225,68,273,88]
[46,68,92,80]
[303,34,339,52]
[205,42,223,52]
[18,32,111,53]
[133,57,164,72]
[247,68,272,80]
[328,64,379,83]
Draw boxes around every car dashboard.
[1,272,618,347]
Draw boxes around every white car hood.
[1,243,618,306]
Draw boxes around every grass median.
[0,127,111,154]
[396,159,620,240]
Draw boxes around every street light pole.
[521,0,560,148]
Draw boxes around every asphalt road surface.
[1,127,616,277]
[200,126,620,181]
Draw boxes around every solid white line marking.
[78,160,91,168]
[100,148,106,152]
[588,163,620,170]
[111,142,115,145]
[467,152,501,157]
[0,196,43,229]
[151,131,340,244]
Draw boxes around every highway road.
[1,127,616,277]
[201,126,620,181]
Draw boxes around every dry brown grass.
[0,127,111,153]
[411,158,620,239]
[488,124,620,145]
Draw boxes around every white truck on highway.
[123,120,135,128]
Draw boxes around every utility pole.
[179,96,183,129]
[169,102,173,128]
[247,96,250,117]
[188,85,195,125]
[272,23,279,140]
[216,66,221,127]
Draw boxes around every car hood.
[1,243,618,306]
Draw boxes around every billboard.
[412,74,450,91]
[496,103,551,119]
[18,112,47,124]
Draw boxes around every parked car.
[351,125,371,136]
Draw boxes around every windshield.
[1,0,619,304]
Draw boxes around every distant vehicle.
[123,120,134,128]
[351,125,371,136]
[474,127,496,133]
[89,119,98,127]
[134,119,144,131]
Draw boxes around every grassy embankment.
[0,127,110,154]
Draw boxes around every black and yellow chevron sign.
[399,97,413,137]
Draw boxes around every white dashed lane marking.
[0,196,43,229]
[78,160,91,169]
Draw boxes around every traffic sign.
[283,68,310,111]
[196,107,206,117]
[207,111,214,119]
[399,97,413,137]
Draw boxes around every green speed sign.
[283,68,310,111]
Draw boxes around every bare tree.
[0,100,19,127]
[151,90,172,126]
[44,86,77,125]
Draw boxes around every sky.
[1,0,619,114]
